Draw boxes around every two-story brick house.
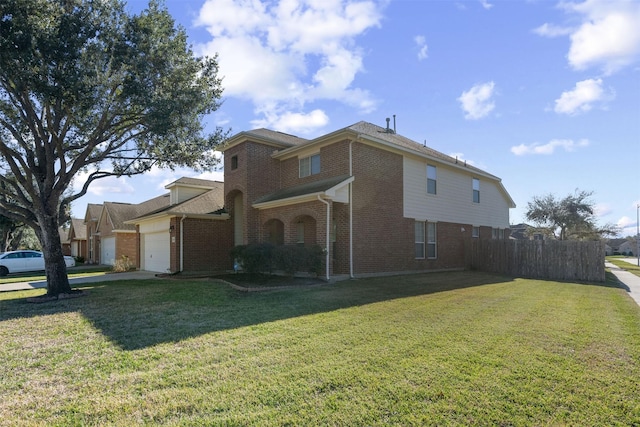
[223,121,515,280]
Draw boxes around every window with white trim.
[415,221,425,259]
[299,154,320,178]
[492,228,498,239]
[427,222,437,259]
[499,228,505,240]
[473,178,480,203]
[427,165,437,195]
[472,226,479,238]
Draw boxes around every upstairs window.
[231,155,238,170]
[300,154,320,178]
[472,178,480,203]
[427,165,437,194]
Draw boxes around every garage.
[141,231,170,273]
[101,236,116,266]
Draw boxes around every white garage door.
[101,236,116,266]
[142,232,170,273]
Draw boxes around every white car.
[0,250,76,277]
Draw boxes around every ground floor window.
[427,222,436,259]
[415,221,425,259]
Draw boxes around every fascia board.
[253,193,325,210]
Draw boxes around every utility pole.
[637,204,639,267]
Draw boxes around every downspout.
[180,214,186,272]
[349,140,354,278]
[317,195,331,281]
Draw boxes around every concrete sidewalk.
[605,261,640,307]
[0,270,158,292]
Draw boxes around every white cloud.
[479,0,493,10]
[458,81,496,120]
[594,203,612,217]
[532,23,573,37]
[251,109,329,135]
[195,0,383,133]
[554,78,613,115]
[72,171,136,197]
[448,152,477,167]
[617,215,635,228]
[415,35,428,60]
[510,138,590,156]
[537,0,640,74]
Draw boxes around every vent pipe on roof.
[393,114,396,133]
[385,117,396,134]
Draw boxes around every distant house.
[67,218,87,259]
[95,195,169,266]
[605,238,629,255]
[618,239,637,256]
[58,226,71,256]
[509,223,546,241]
[223,120,515,279]
[84,203,103,264]
[125,178,231,273]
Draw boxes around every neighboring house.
[95,194,170,266]
[605,238,628,255]
[619,239,637,256]
[509,223,545,241]
[125,178,231,274]
[59,226,71,256]
[222,120,515,280]
[84,203,103,264]
[67,218,87,258]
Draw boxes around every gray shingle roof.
[70,218,87,240]
[346,121,495,178]
[136,182,225,219]
[253,174,351,205]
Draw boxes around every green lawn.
[0,266,112,285]
[1,270,639,426]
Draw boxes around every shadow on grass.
[0,269,626,351]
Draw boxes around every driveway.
[0,270,158,293]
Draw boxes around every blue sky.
[72,0,640,237]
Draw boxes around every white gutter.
[317,195,331,281]
[180,214,186,272]
[349,140,354,279]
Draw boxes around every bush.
[230,244,324,276]
[112,255,133,273]
[74,256,85,264]
[230,243,275,275]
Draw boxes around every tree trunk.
[40,216,72,296]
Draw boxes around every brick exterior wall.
[168,217,234,273]
[86,221,99,264]
[223,134,510,278]
[115,232,137,266]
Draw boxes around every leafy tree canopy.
[525,189,620,241]
[0,0,227,295]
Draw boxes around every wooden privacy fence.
[468,239,605,282]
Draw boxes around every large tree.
[525,189,620,241]
[0,0,226,296]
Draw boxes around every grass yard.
[0,266,112,285]
[1,270,639,426]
